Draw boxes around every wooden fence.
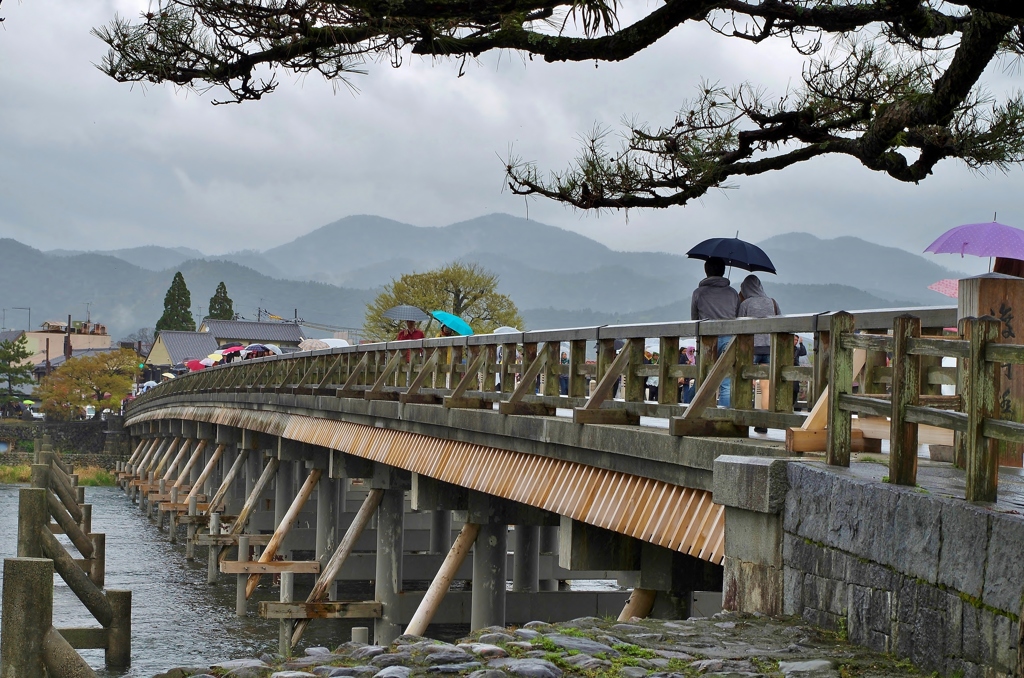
[130,306,1024,501]
[1,441,131,677]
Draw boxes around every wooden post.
[105,589,131,669]
[731,334,754,411]
[617,588,657,622]
[279,572,294,657]
[697,335,718,393]
[959,274,1024,466]
[405,522,480,636]
[236,535,250,616]
[963,316,1001,502]
[955,318,969,469]
[169,486,179,543]
[186,495,197,560]
[1,558,53,678]
[769,332,793,413]
[813,330,830,405]
[889,315,921,486]
[624,338,644,402]
[208,513,221,584]
[826,312,855,467]
[570,339,588,399]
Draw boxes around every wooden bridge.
[120,275,1024,677]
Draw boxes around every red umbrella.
[185,359,206,371]
[219,345,245,354]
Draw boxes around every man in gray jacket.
[691,257,740,406]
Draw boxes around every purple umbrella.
[924,221,1024,259]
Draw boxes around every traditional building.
[198,319,304,350]
[146,331,220,368]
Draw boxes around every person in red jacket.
[396,320,424,342]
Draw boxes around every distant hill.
[10,214,965,338]
[0,240,375,340]
[48,245,206,272]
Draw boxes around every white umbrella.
[322,338,350,348]
[493,326,520,334]
[199,357,216,366]
[263,344,283,355]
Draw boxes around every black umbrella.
[383,305,431,322]
[686,237,776,274]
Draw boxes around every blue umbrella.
[686,237,776,274]
[431,311,474,336]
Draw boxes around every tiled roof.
[154,331,220,365]
[0,330,25,344]
[200,319,304,344]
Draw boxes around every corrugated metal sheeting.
[130,406,724,564]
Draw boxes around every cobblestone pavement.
[151,612,928,678]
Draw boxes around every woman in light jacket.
[738,274,780,432]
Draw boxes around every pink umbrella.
[924,221,1024,259]
[928,279,959,299]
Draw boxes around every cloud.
[0,0,1019,269]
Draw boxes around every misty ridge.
[8,213,963,340]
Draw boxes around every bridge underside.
[128,404,724,564]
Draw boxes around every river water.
[0,484,392,677]
[0,484,622,677]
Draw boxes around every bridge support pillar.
[539,526,558,591]
[275,460,295,561]
[512,525,540,593]
[430,510,451,555]
[712,455,788,616]
[374,486,405,645]
[472,522,507,630]
[316,468,336,571]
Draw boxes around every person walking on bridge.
[691,256,739,406]
[738,274,780,432]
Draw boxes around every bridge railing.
[130,305,1023,500]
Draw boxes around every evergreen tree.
[155,271,196,335]
[0,335,34,397]
[208,282,234,320]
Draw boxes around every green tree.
[363,262,523,341]
[36,349,141,421]
[0,335,34,398]
[155,271,195,335]
[94,3,1024,210]
[208,281,234,320]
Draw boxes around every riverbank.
[151,613,924,678]
[0,464,116,485]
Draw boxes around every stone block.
[825,478,899,569]
[783,566,803,616]
[891,491,941,582]
[724,507,782,568]
[938,502,989,599]
[845,556,895,593]
[803,574,845,616]
[722,556,782,616]
[911,606,946,672]
[846,584,872,647]
[712,456,789,513]
[961,601,982,664]
[982,513,1024,615]
[784,465,835,544]
[782,533,821,576]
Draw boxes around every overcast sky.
[0,0,1017,276]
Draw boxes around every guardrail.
[128,305,1023,501]
[1,440,132,677]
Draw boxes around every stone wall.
[782,463,1022,678]
[0,419,130,465]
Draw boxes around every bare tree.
[94,2,1024,209]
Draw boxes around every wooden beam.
[292,488,384,645]
[801,349,867,431]
[172,440,208,490]
[964,316,1001,502]
[260,601,381,620]
[245,468,322,598]
[221,561,321,574]
[204,449,250,516]
[676,338,737,424]
[786,427,866,453]
[889,315,921,486]
[826,312,855,467]
[405,522,480,636]
[184,444,226,504]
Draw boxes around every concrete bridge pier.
[472,522,507,630]
[512,525,539,593]
[372,465,409,645]
[539,526,558,591]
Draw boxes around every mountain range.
[11,213,963,340]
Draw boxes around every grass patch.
[76,466,116,486]
[0,464,31,483]
[612,644,655,659]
